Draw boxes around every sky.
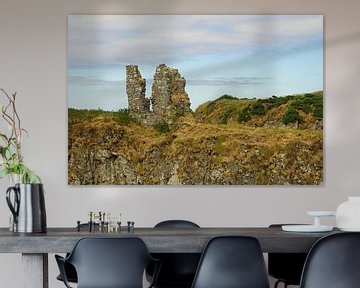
[68,15,323,111]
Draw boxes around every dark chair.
[300,232,360,288]
[55,237,160,288]
[154,220,200,229]
[56,262,77,284]
[147,220,201,288]
[191,236,270,288]
[56,223,99,284]
[268,224,308,288]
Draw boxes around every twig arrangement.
[0,88,40,183]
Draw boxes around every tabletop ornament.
[76,211,135,233]
[282,211,335,232]
[0,89,46,233]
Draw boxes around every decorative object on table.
[77,211,122,232]
[282,211,335,232]
[68,15,323,186]
[127,221,135,233]
[336,196,360,231]
[0,89,46,233]
[6,183,46,233]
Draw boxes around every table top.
[0,227,340,254]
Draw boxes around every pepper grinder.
[127,221,135,233]
[88,211,93,232]
[77,221,81,232]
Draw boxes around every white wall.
[0,0,360,287]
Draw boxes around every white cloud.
[68,76,122,86]
[68,15,323,110]
[188,76,272,86]
[68,15,323,67]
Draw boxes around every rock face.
[68,117,323,185]
[126,64,191,125]
[69,86,323,185]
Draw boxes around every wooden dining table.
[0,226,339,288]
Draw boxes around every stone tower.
[126,65,150,117]
[151,64,191,117]
[126,64,191,125]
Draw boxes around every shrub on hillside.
[215,94,239,102]
[313,106,323,119]
[220,108,235,124]
[154,122,171,133]
[291,93,323,117]
[283,107,303,125]
[238,106,252,123]
[117,109,136,125]
[251,100,266,115]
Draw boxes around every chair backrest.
[268,224,308,285]
[300,232,360,288]
[155,219,200,228]
[191,236,270,288]
[66,237,154,288]
[151,220,201,287]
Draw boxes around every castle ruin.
[126,64,191,125]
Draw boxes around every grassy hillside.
[195,91,323,129]
[68,92,323,185]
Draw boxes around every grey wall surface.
[0,0,359,287]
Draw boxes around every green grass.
[68,108,136,126]
[195,91,323,127]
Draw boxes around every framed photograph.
[68,15,323,185]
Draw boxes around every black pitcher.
[6,183,47,233]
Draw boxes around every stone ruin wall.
[126,64,191,125]
[151,64,172,116]
[126,65,149,114]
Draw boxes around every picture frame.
[68,15,323,185]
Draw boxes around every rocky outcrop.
[68,117,323,185]
[126,64,191,125]
[68,90,323,185]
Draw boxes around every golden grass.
[68,100,323,185]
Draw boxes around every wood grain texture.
[22,254,48,288]
[0,227,339,253]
